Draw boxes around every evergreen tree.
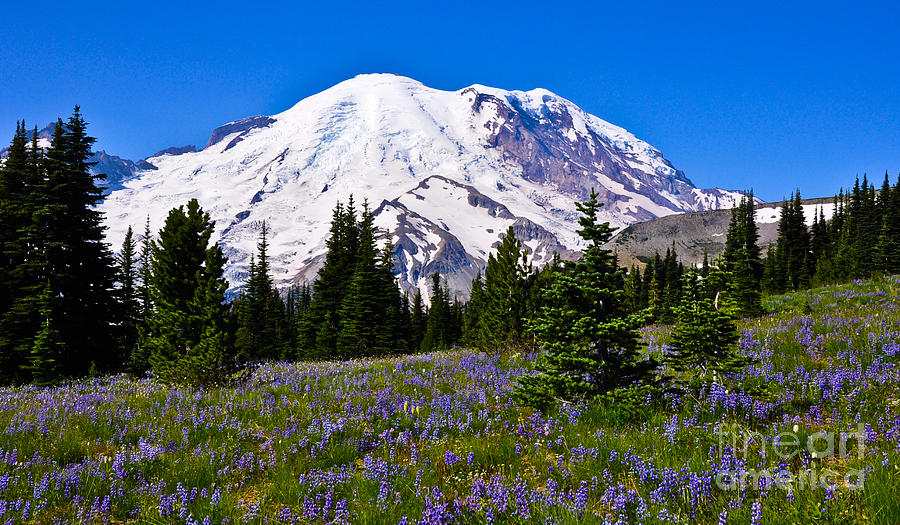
[410,290,426,352]
[138,217,153,320]
[0,122,33,384]
[834,179,862,278]
[302,199,359,358]
[130,217,154,374]
[314,312,339,357]
[831,189,845,246]
[659,245,684,322]
[761,243,778,293]
[876,172,892,228]
[644,251,669,321]
[773,192,811,291]
[463,272,485,347]
[859,176,879,276]
[703,260,739,316]
[397,290,412,353]
[811,207,835,285]
[376,243,405,353]
[236,222,286,361]
[810,207,826,264]
[807,172,900,283]
[25,282,61,385]
[283,283,308,356]
[295,286,318,359]
[666,269,750,383]
[475,226,532,351]
[648,274,662,321]
[337,204,388,357]
[722,192,763,316]
[877,173,900,274]
[117,226,140,363]
[1,110,119,380]
[144,199,235,385]
[43,109,120,374]
[421,273,451,352]
[514,189,659,408]
[523,255,562,337]
[420,274,443,352]
[640,257,655,311]
[448,296,464,347]
[234,254,257,360]
[623,266,643,313]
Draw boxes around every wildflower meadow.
[1,276,899,524]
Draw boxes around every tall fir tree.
[761,243,778,293]
[475,226,532,351]
[1,110,119,381]
[376,243,405,353]
[396,290,412,354]
[640,256,655,313]
[236,222,286,361]
[722,192,763,316]
[0,122,33,384]
[337,204,388,357]
[853,176,878,276]
[144,199,235,385]
[834,179,862,279]
[420,273,453,352]
[463,272,485,347]
[522,255,561,341]
[876,173,900,274]
[769,192,811,292]
[876,172,892,227]
[420,273,443,352]
[44,109,120,374]
[811,206,835,285]
[514,189,659,408]
[130,217,155,374]
[410,290,426,352]
[117,226,140,364]
[25,282,61,385]
[301,199,360,358]
[660,246,684,322]
[138,217,153,320]
[623,266,643,314]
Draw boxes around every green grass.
[0,276,898,523]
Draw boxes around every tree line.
[0,111,479,386]
[762,173,900,293]
[121,197,471,384]
[0,105,667,393]
[513,189,751,407]
[511,175,900,407]
[1,111,896,398]
[233,198,465,364]
[0,111,120,384]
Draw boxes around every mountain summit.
[99,73,743,295]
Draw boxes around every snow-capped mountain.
[99,73,744,296]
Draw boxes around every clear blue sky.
[2,1,898,201]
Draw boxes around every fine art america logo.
[716,423,866,491]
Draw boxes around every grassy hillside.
[1,277,899,523]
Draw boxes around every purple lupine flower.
[750,500,762,525]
